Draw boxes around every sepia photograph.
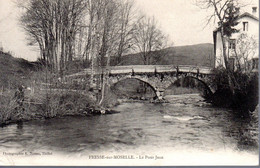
[0,0,259,166]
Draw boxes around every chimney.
[252,7,257,15]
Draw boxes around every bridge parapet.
[65,65,213,80]
[108,65,213,75]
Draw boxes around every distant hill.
[111,43,214,67]
[0,51,39,89]
[0,43,214,88]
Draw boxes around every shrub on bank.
[208,67,258,113]
[45,90,96,117]
[0,91,15,125]
[0,87,96,126]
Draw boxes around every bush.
[0,91,15,125]
[48,91,95,116]
[208,67,258,113]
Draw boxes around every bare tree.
[235,33,258,72]
[20,0,86,74]
[132,16,169,65]
[77,0,137,105]
[19,0,171,107]
[114,0,136,65]
[96,0,121,105]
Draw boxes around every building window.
[243,22,248,31]
[229,39,236,49]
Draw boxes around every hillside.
[0,51,39,89]
[0,43,214,89]
[111,43,214,67]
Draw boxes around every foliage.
[208,67,258,113]
[211,67,230,89]
[44,90,95,117]
[221,2,240,37]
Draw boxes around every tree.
[20,0,172,107]
[195,0,247,92]
[196,0,242,69]
[132,16,169,65]
[82,0,122,105]
[83,0,136,64]
[220,2,240,37]
[235,33,258,72]
[115,0,136,65]
[20,0,87,74]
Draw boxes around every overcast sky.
[0,0,258,61]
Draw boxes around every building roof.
[213,12,259,33]
[238,12,259,21]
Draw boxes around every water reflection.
[16,122,23,130]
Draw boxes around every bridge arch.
[166,75,213,98]
[108,74,213,100]
[108,75,158,99]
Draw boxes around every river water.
[0,94,258,166]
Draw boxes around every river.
[0,94,258,166]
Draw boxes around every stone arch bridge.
[66,65,215,100]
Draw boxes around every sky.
[0,0,258,61]
[134,0,215,46]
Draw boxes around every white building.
[213,6,259,70]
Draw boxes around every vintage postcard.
[0,0,259,166]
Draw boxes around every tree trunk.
[220,28,240,93]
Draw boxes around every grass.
[0,51,40,89]
[0,90,15,125]
[0,87,96,126]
